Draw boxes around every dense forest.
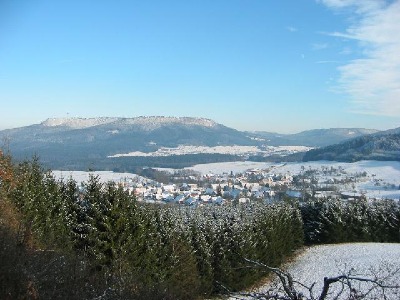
[0,151,399,299]
[303,133,400,162]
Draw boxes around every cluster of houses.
[132,182,277,206]
[116,168,302,206]
[112,164,381,205]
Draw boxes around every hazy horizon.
[1,0,400,133]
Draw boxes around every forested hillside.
[250,128,378,147]
[303,132,400,162]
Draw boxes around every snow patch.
[41,116,218,130]
[187,161,274,175]
[118,116,218,131]
[52,170,141,185]
[107,129,119,134]
[42,117,118,129]
[108,145,312,158]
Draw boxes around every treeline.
[108,153,243,170]
[1,154,400,299]
[301,198,400,244]
[247,152,306,163]
[39,153,244,171]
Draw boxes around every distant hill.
[0,117,257,169]
[303,128,400,162]
[0,117,382,169]
[249,128,379,147]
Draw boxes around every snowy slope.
[52,170,144,185]
[41,117,119,128]
[256,243,400,299]
[117,116,218,131]
[41,116,218,130]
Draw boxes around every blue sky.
[1,0,399,133]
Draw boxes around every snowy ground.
[253,243,400,299]
[52,170,142,185]
[108,145,311,157]
[185,161,275,175]
[187,160,400,179]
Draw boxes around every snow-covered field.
[187,160,400,179]
[255,243,400,299]
[108,145,311,158]
[185,161,275,174]
[52,161,400,183]
[52,170,142,185]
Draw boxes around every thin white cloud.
[339,47,353,55]
[319,0,400,116]
[287,26,298,32]
[318,0,386,13]
[316,60,341,64]
[312,42,329,50]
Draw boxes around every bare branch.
[242,257,309,300]
[230,257,400,300]
[318,273,400,300]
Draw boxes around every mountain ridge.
[0,116,388,169]
[41,116,219,130]
[248,128,379,147]
[0,116,254,169]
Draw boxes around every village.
[115,162,396,206]
[125,168,286,206]
[54,160,400,207]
